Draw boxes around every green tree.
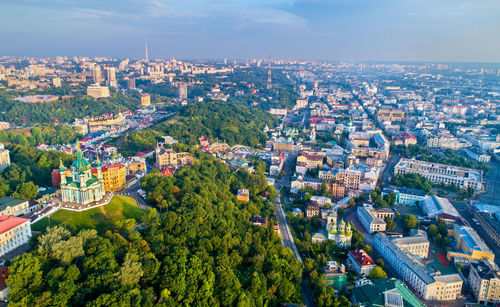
[368,266,387,279]
[384,217,396,231]
[120,252,144,286]
[403,214,419,231]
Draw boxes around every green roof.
[0,196,27,211]
[72,156,91,172]
[352,278,424,307]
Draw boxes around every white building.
[391,233,430,259]
[347,249,377,276]
[394,158,483,191]
[86,84,110,99]
[357,205,394,234]
[0,215,31,256]
[421,195,460,219]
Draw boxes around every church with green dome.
[59,145,105,205]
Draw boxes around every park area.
[32,195,146,233]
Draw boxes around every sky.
[0,0,499,62]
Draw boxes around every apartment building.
[357,205,394,234]
[377,107,405,122]
[392,233,430,259]
[328,180,346,198]
[468,261,500,305]
[100,163,127,192]
[296,151,325,170]
[374,233,463,302]
[394,158,483,191]
[0,215,31,256]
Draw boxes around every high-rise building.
[0,144,10,171]
[106,67,117,88]
[141,93,151,106]
[87,84,110,99]
[92,65,104,84]
[178,82,188,100]
[127,78,136,89]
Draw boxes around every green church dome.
[72,145,91,172]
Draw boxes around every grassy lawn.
[32,195,146,233]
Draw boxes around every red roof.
[349,249,375,266]
[309,117,336,125]
[401,132,417,140]
[0,215,30,235]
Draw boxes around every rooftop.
[0,196,27,212]
[0,215,30,235]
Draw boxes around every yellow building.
[447,226,495,262]
[99,163,127,192]
[141,93,151,106]
[377,108,405,122]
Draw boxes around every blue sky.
[1,0,499,62]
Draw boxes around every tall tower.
[106,67,117,88]
[266,56,272,90]
[145,39,149,62]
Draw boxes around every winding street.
[273,152,315,307]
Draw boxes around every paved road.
[117,182,150,210]
[273,152,315,307]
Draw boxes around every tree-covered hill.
[0,90,140,125]
[7,157,303,306]
[109,101,278,156]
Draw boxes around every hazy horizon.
[1,0,500,62]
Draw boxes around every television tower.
[266,56,272,90]
[144,39,149,62]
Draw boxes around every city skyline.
[1,0,500,62]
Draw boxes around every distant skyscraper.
[93,65,104,84]
[127,78,136,89]
[266,56,272,90]
[178,82,188,100]
[145,39,149,62]
[106,67,117,88]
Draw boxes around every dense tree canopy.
[0,125,81,146]
[7,157,303,306]
[0,144,73,198]
[110,101,278,156]
[0,90,140,125]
